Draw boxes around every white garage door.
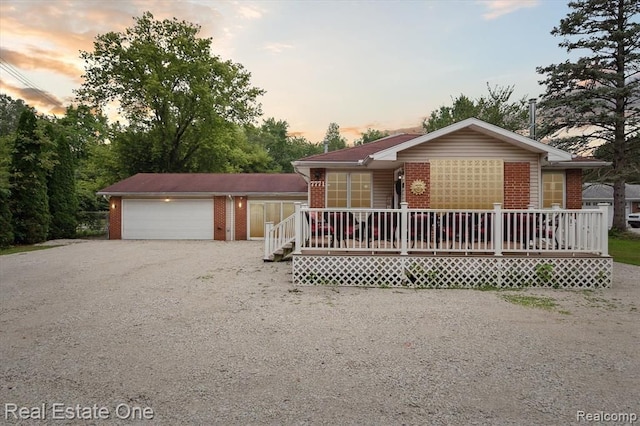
[122,199,214,240]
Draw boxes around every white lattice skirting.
[292,255,612,289]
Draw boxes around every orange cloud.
[0,48,84,83]
[0,78,66,116]
[340,126,367,137]
[0,1,230,61]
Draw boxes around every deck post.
[263,222,274,260]
[400,202,408,256]
[293,202,303,255]
[493,203,503,256]
[598,203,609,256]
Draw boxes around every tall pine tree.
[47,131,78,239]
[9,110,51,244]
[536,0,640,231]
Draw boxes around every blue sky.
[0,0,572,143]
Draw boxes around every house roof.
[293,118,598,170]
[97,173,308,196]
[582,183,640,201]
[298,133,422,163]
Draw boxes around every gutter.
[96,191,308,197]
[291,160,364,168]
[543,161,611,169]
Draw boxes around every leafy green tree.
[423,84,529,133]
[323,122,347,152]
[47,131,79,239]
[0,94,29,137]
[0,188,13,247]
[76,11,265,173]
[55,105,113,212]
[354,128,390,145]
[287,135,323,165]
[9,110,51,244]
[243,118,322,172]
[536,0,640,230]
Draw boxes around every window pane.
[249,203,265,238]
[430,159,504,209]
[350,173,371,208]
[326,172,348,207]
[542,171,564,208]
[283,203,295,217]
[265,203,281,224]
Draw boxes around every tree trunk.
[612,179,626,231]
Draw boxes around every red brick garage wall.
[108,196,122,240]
[566,169,583,209]
[234,196,247,240]
[504,162,530,208]
[213,196,226,240]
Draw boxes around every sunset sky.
[0,0,573,143]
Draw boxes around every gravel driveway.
[1,240,638,425]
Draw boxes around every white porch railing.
[286,202,609,257]
[263,212,296,261]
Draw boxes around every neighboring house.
[292,118,609,211]
[97,173,307,240]
[583,183,640,228]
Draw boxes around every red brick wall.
[504,162,530,208]
[566,169,583,209]
[234,196,247,240]
[213,196,226,240]
[108,196,122,239]
[404,162,430,208]
[309,168,325,208]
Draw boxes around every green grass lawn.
[0,245,60,256]
[609,233,640,266]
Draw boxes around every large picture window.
[326,172,371,208]
[542,171,564,208]
[430,159,504,209]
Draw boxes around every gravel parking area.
[1,240,638,425]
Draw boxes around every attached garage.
[98,173,308,241]
[122,199,214,240]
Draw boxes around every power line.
[0,56,63,107]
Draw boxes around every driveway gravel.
[1,240,638,425]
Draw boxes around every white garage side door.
[122,199,214,240]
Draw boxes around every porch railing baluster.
[282,203,608,259]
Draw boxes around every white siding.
[372,169,394,208]
[397,129,541,207]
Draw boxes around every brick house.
[292,118,607,212]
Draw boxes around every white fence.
[291,202,609,257]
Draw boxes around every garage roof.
[97,173,308,196]
[583,183,640,201]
